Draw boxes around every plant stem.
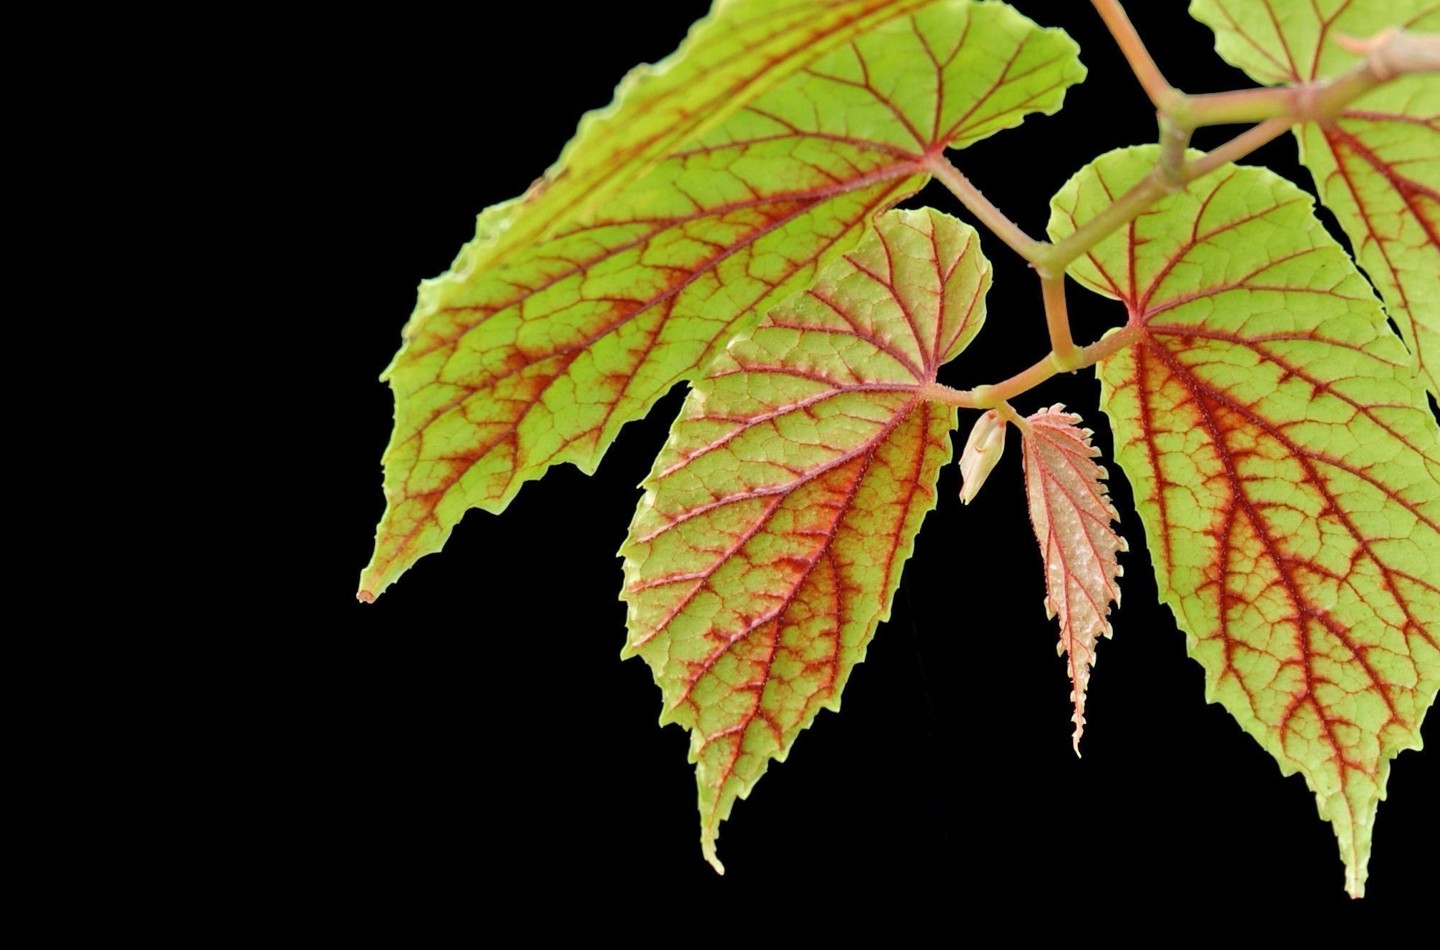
[1041,275,1079,368]
[925,11,1440,416]
[1090,0,1173,107]
[1158,115,1192,184]
[923,155,1043,263]
[1170,86,1296,126]
[1185,117,1293,179]
[1040,113,1293,274]
[1035,171,1164,278]
[1167,64,1382,127]
[923,323,1143,410]
[995,400,1032,436]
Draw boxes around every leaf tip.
[702,838,726,876]
[1344,853,1368,899]
[356,589,376,605]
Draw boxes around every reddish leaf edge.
[1020,404,1127,757]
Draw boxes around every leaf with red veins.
[359,0,1085,600]
[1050,145,1440,898]
[620,208,988,872]
[1021,405,1126,756]
[1191,1,1440,397]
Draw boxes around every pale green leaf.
[1051,145,1440,897]
[620,208,988,871]
[1191,0,1440,397]
[359,0,1084,599]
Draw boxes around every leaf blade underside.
[1021,406,1126,756]
[1050,145,1440,897]
[620,208,989,872]
[1190,0,1440,398]
[359,0,1085,599]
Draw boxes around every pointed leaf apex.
[702,835,726,876]
[1021,407,1126,755]
[621,207,991,875]
[1056,141,1439,896]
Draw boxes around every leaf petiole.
[1041,274,1079,369]
[922,322,1143,411]
[921,154,1043,263]
[1089,0,1173,107]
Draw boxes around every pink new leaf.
[1021,405,1127,755]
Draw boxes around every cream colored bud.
[959,410,1007,504]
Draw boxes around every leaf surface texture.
[1191,0,1440,397]
[1021,405,1126,754]
[621,208,988,871]
[1050,145,1440,896]
[360,0,1084,598]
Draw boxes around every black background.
[271,0,1437,928]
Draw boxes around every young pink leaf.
[1191,1,1440,398]
[358,0,1085,600]
[1021,405,1126,756]
[1050,146,1440,897]
[620,208,989,872]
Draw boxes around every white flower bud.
[959,410,1007,504]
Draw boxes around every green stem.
[1170,86,1296,126]
[1158,114,1192,185]
[1168,64,1382,127]
[1040,113,1293,274]
[1035,171,1165,277]
[1185,116,1293,179]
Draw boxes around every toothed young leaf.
[1020,405,1126,755]
[620,208,988,872]
[359,0,1086,600]
[1190,0,1440,397]
[1050,145,1440,897]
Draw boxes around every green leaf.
[1050,145,1440,897]
[359,0,1085,600]
[1020,405,1126,756]
[620,208,988,872]
[1189,0,1440,397]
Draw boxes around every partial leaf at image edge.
[620,208,989,872]
[1189,0,1440,398]
[1050,145,1440,897]
[359,0,1085,600]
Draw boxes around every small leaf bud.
[959,409,1007,504]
